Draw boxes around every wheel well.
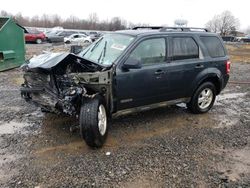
[200,77,221,95]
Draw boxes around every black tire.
[65,40,71,44]
[187,82,216,114]
[79,97,108,148]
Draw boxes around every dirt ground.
[226,43,250,63]
[0,43,249,187]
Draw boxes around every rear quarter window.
[200,36,225,58]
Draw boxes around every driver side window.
[129,38,166,65]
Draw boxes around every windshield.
[80,34,135,65]
[27,28,41,34]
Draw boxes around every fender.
[188,67,223,97]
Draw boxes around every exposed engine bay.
[21,52,113,116]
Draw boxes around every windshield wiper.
[97,41,107,64]
[81,37,103,57]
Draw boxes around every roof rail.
[132,26,210,32]
[159,27,209,32]
[132,26,163,30]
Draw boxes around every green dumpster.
[0,17,25,71]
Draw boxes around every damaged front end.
[20,52,113,116]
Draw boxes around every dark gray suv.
[21,27,230,148]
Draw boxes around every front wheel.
[36,38,42,44]
[79,97,108,148]
[187,82,216,114]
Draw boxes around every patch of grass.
[226,44,250,63]
[12,77,24,85]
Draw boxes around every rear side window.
[172,37,199,61]
[200,36,225,57]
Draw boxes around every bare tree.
[30,15,40,27]
[51,14,62,27]
[13,12,29,26]
[0,10,10,17]
[205,15,220,33]
[88,13,99,29]
[206,11,240,36]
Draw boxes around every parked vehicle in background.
[57,30,78,37]
[64,33,92,44]
[45,30,64,43]
[24,28,46,44]
[20,27,230,148]
[222,36,236,42]
[86,31,102,42]
[240,36,250,43]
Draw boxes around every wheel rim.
[98,104,107,136]
[37,39,42,44]
[198,88,213,110]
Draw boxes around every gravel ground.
[0,44,249,187]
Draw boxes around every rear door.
[115,37,170,110]
[166,35,205,99]
[72,34,81,42]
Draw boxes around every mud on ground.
[0,44,249,187]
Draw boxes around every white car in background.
[64,33,92,44]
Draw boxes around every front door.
[115,37,169,110]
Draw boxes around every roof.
[115,27,215,37]
[115,29,159,36]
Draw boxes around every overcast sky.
[1,0,249,30]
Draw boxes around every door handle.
[154,70,164,75]
[195,64,204,69]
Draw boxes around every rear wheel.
[79,97,108,148]
[84,40,91,44]
[187,82,216,114]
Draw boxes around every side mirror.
[70,45,83,54]
[122,57,142,70]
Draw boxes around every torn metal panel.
[25,52,106,72]
[69,71,112,85]
[21,52,113,116]
[27,52,69,69]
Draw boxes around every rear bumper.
[222,74,229,90]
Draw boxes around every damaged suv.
[21,27,230,148]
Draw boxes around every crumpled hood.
[25,52,105,72]
[27,52,69,69]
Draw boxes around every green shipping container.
[0,17,25,71]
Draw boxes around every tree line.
[1,10,248,35]
[0,10,146,31]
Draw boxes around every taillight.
[226,60,231,74]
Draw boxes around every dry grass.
[226,44,250,63]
